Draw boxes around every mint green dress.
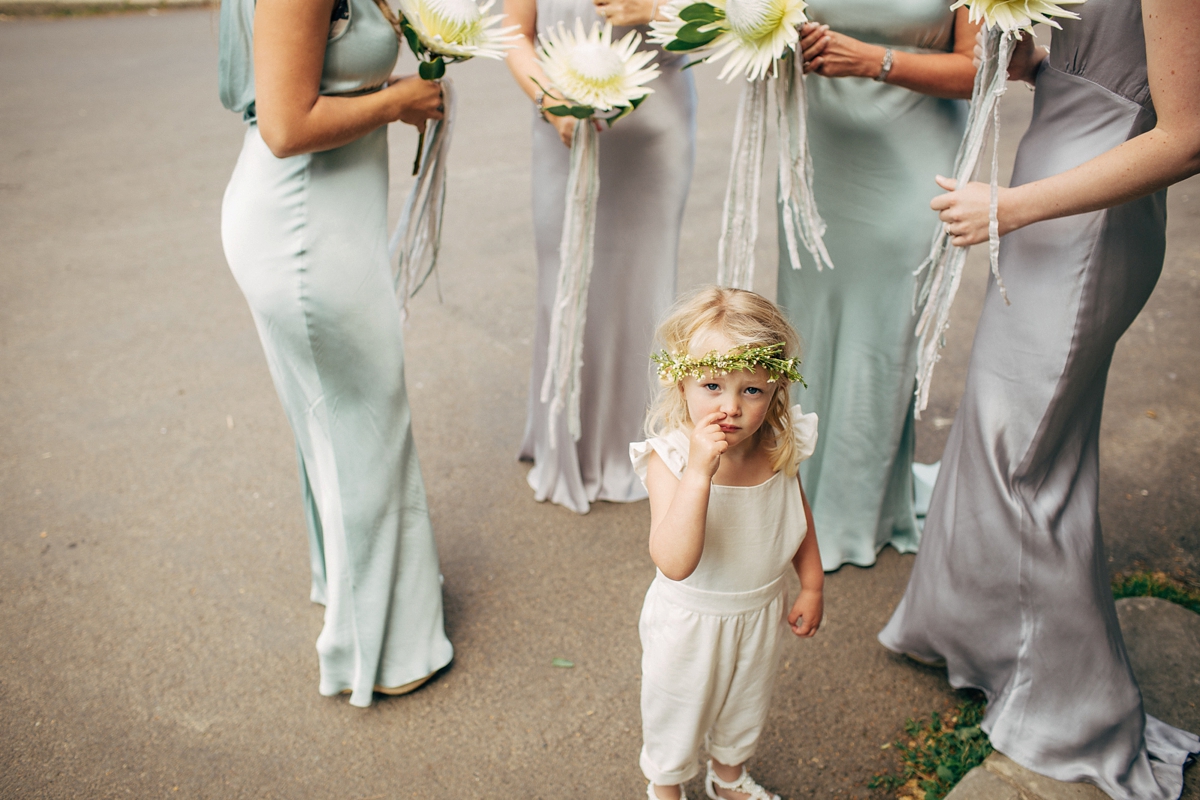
[775,0,966,571]
[218,0,453,707]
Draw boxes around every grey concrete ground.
[0,10,1197,799]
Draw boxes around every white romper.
[629,405,818,786]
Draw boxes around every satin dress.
[218,0,453,707]
[519,0,696,514]
[879,0,1200,795]
[774,0,967,571]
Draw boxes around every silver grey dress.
[218,0,453,707]
[519,0,696,514]
[878,0,1200,796]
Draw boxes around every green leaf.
[936,765,955,783]
[679,2,721,21]
[418,57,446,80]
[400,22,423,56]
[551,658,574,668]
[675,20,721,44]
[543,104,574,117]
[665,38,713,52]
[567,105,595,119]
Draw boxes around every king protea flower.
[651,0,809,82]
[396,0,520,60]
[950,0,1085,32]
[537,20,659,113]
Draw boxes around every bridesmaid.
[779,2,980,570]
[504,0,696,514]
[880,0,1200,796]
[218,0,454,705]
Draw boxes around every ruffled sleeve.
[789,403,819,471]
[629,429,691,486]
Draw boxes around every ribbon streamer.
[717,57,831,290]
[776,52,833,274]
[716,78,769,289]
[389,78,457,321]
[540,119,601,448]
[912,27,1013,416]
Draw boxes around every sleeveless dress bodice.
[630,406,818,593]
[218,0,400,122]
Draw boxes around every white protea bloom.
[537,19,659,112]
[950,0,1085,32]
[707,0,808,81]
[397,0,520,59]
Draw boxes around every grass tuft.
[1111,570,1200,614]
[868,691,993,800]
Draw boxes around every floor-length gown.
[775,0,966,571]
[519,0,696,514]
[218,0,454,708]
[878,0,1200,795]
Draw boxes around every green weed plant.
[868,692,992,800]
[1111,570,1200,614]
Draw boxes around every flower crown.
[651,343,806,387]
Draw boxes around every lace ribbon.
[912,26,1013,417]
[717,55,831,290]
[716,77,769,289]
[390,78,456,321]
[540,119,601,448]
[776,52,833,274]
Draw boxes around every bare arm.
[646,411,730,581]
[801,6,980,100]
[645,452,712,581]
[503,0,579,146]
[787,479,824,637]
[253,0,444,158]
[936,0,1200,246]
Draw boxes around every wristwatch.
[875,47,894,82]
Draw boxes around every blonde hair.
[645,286,803,476]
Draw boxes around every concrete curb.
[946,597,1200,800]
[0,0,211,16]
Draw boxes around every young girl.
[630,287,824,800]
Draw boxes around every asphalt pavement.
[1,10,1197,799]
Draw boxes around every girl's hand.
[593,0,657,25]
[788,588,823,637]
[386,75,445,133]
[801,26,886,79]
[930,175,1018,247]
[687,410,729,480]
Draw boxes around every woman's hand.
[800,22,885,78]
[931,175,1018,247]
[1006,32,1048,85]
[687,411,729,480]
[386,75,445,133]
[788,588,823,637]
[593,0,658,26]
[546,108,578,147]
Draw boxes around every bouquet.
[371,0,520,319]
[535,20,659,447]
[651,0,832,290]
[911,0,1084,415]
